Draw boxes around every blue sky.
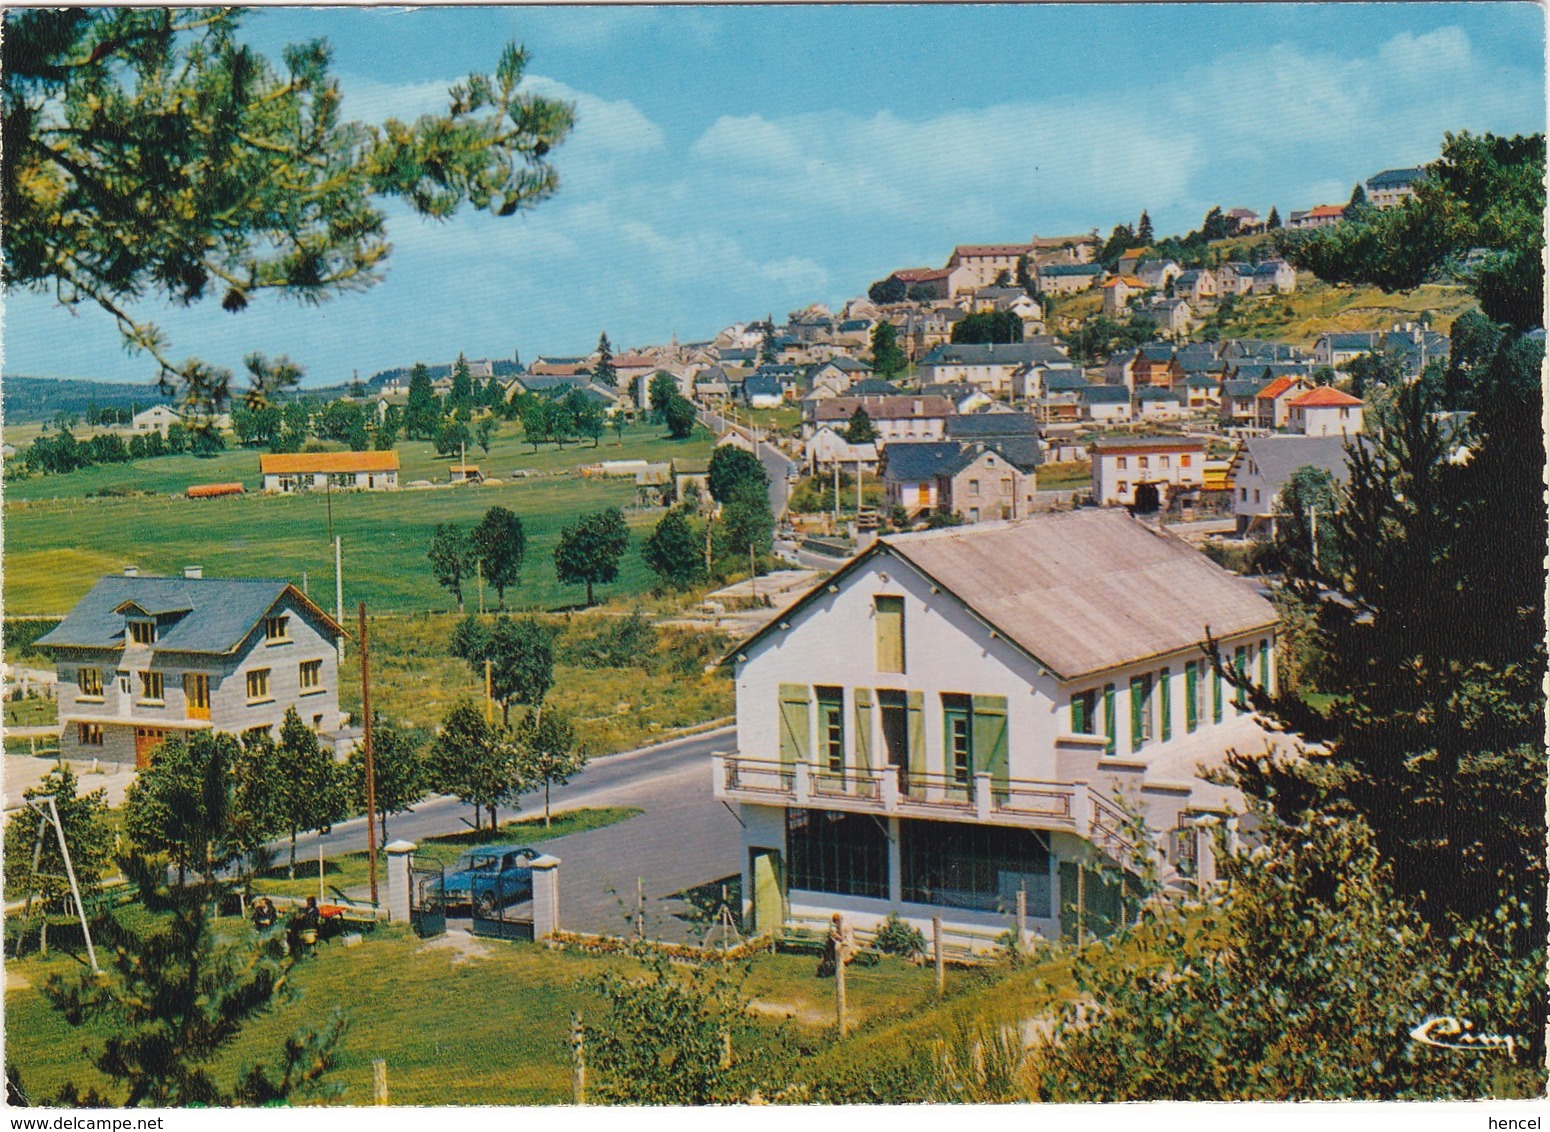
[4,3,1544,387]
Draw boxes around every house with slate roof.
[1135,259,1182,292]
[810,396,954,445]
[1312,331,1381,368]
[1250,259,1297,294]
[939,440,1040,523]
[715,509,1280,944]
[805,426,880,475]
[1227,433,1362,536]
[918,341,1074,398]
[1036,262,1106,295]
[742,374,786,409]
[1382,323,1450,379]
[1081,384,1133,423]
[40,570,347,767]
[1365,166,1428,209]
[1134,387,1185,421]
[1173,269,1218,305]
[1219,380,1268,427]
[882,441,962,515]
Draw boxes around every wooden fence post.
[571,1012,586,1105]
[372,1058,388,1106]
[834,919,849,1038]
[932,914,945,999]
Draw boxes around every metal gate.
[409,863,446,939]
[470,873,534,941]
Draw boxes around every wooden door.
[134,727,166,768]
[750,848,785,934]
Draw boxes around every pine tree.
[593,332,617,387]
[1137,210,1154,243]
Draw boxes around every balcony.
[714,752,1088,836]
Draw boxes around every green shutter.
[1070,693,1087,735]
[906,690,925,782]
[1160,667,1171,742]
[853,688,873,773]
[875,596,905,673]
[1185,662,1198,733]
[1212,666,1223,723]
[1260,639,1270,690]
[777,684,811,767]
[1103,683,1116,755]
[1234,647,1248,714]
[972,694,1009,790]
[1130,677,1145,752]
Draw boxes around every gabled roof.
[1038,263,1105,277]
[1255,375,1303,401]
[920,342,1070,367]
[1081,385,1132,404]
[742,375,784,397]
[882,441,963,483]
[729,511,1277,681]
[260,451,401,474]
[36,576,342,655]
[1043,371,1091,392]
[1235,434,1362,488]
[1135,387,1183,403]
[1308,204,1346,219]
[1101,275,1146,289]
[1320,332,1380,350]
[1221,380,1269,398]
[1252,259,1291,276]
[1365,166,1427,189]
[945,412,1040,441]
[815,395,954,422]
[1288,386,1363,408]
[847,379,904,396]
[944,438,1041,475]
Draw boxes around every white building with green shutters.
[715,510,1279,947]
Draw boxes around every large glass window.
[901,820,1051,916]
[787,809,888,899]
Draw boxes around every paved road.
[292,726,746,942]
[697,407,798,518]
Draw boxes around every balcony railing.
[714,752,1087,835]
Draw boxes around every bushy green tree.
[471,505,526,609]
[642,507,706,591]
[869,320,906,378]
[3,765,113,913]
[1030,808,1542,1100]
[647,372,679,422]
[425,700,523,832]
[706,445,767,505]
[273,709,349,879]
[490,616,555,726]
[844,407,878,444]
[404,363,439,440]
[1271,464,1343,579]
[554,508,630,607]
[4,10,574,416]
[593,332,617,387]
[663,393,697,439]
[347,716,426,845]
[514,705,584,826]
[427,522,475,612]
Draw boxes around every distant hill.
[2,376,173,424]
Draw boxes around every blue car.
[443,846,539,916]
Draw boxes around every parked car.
[443,845,539,916]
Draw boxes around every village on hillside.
[1,5,1543,1113]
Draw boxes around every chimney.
[123,565,138,577]
[184,565,203,580]
[913,399,923,415]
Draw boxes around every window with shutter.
[1185,661,1198,733]
[1160,667,1172,741]
[1260,638,1271,690]
[777,684,812,769]
[973,695,1010,796]
[1213,664,1223,723]
[853,689,873,773]
[1103,683,1116,755]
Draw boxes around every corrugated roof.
[36,576,341,654]
[260,451,400,474]
[884,511,1276,680]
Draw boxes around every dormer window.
[264,615,291,644]
[128,620,156,646]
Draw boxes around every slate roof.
[945,413,1040,440]
[1221,380,1269,398]
[1081,385,1132,404]
[874,511,1276,680]
[847,379,905,396]
[1043,372,1092,392]
[1252,259,1291,276]
[815,395,954,422]
[1185,374,1221,389]
[37,576,340,655]
[944,438,1042,475]
[1136,343,1175,362]
[882,441,963,483]
[1135,387,1183,403]
[743,375,784,399]
[1320,332,1380,351]
[828,356,871,372]
[1365,166,1427,189]
[921,342,1070,367]
[1236,434,1361,489]
[837,319,873,332]
[1038,263,1104,277]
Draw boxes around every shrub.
[872,911,926,958]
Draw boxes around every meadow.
[2,420,714,616]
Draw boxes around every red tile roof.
[1308,204,1346,219]
[1255,376,1303,400]
[1289,386,1364,407]
[260,451,400,474]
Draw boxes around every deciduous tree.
[428,523,475,612]
[554,508,630,607]
[514,705,584,826]
[471,506,526,609]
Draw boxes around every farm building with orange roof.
[259,451,400,494]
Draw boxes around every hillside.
[0,376,173,424]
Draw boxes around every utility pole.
[334,536,345,664]
[359,603,379,907]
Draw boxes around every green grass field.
[3,919,980,1105]
[2,420,713,616]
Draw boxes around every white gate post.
[531,854,561,939]
[385,840,415,923]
